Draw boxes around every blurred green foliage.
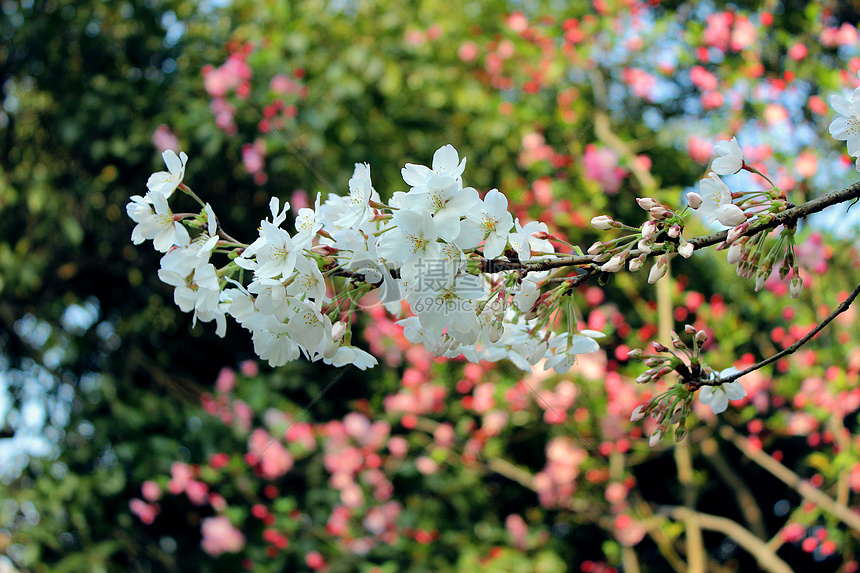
[3,0,860,571]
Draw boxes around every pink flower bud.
[601,255,626,273]
[649,206,671,219]
[627,348,644,359]
[648,255,669,284]
[591,215,615,230]
[695,330,708,344]
[726,223,748,244]
[678,242,694,258]
[588,242,605,255]
[641,221,656,240]
[651,341,668,352]
[667,225,680,239]
[684,324,696,334]
[628,256,644,272]
[686,192,703,209]
[637,197,658,210]
[649,429,664,447]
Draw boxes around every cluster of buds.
[629,326,711,446]
[589,197,694,284]
[630,385,694,446]
[688,138,802,297]
[629,325,748,445]
[722,224,803,298]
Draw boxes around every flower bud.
[601,255,626,273]
[651,341,668,353]
[686,192,703,209]
[684,324,697,335]
[726,242,743,264]
[588,242,605,255]
[641,221,657,240]
[637,239,652,254]
[648,255,669,284]
[695,330,708,345]
[717,204,748,227]
[628,256,644,272]
[754,270,767,292]
[627,348,644,359]
[650,206,671,219]
[678,242,694,258]
[674,425,687,441]
[649,429,665,447]
[726,223,748,244]
[667,225,680,239]
[630,404,647,422]
[591,215,615,230]
[637,197,658,210]
[331,321,347,341]
[789,276,803,298]
[670,408,683,425]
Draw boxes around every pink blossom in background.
[151,125,179,154]
[788,43,808,61]
[690,66,718,91]
[215,367,237,393]
[519,131,556,168]
[534,437,587,508]
[614,514,646,546]
[290,189,309,211]
[764,103,789,124]
[185,480,209,505]
[795,232,828,274]
[129,498,159,524]
[687,136,713,163]
[202,53,252,98]
[582,144,626,194]
[701,90,724,110]
[269,74,295,95]
[239,359,259,377]
[248,428,294,479]
[415,456,439,475]
[167,461,193,495]
[200,516,246,556]
[458,41,479,62]
[141,480,162,502]
[796,151,817,179]
[704,12,731,52]
[507,11,528,33]
[730,15,756,51]
[505,514,528,550]
[621,67,656,100]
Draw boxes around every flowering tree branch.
[488,178,860,275]
[716,279,860,385]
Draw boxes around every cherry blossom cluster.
[126,145,606,372]
[589,198,693,284]
[628,326,746,446]
[691,138,803,297]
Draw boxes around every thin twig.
[714,280,860,385]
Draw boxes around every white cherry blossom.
[711,137,744,175]
[147,150,188,198]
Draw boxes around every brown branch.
[657,506,795,573]
[714,279,860,385]
[721,425,860,533]
[487,179,860,274]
